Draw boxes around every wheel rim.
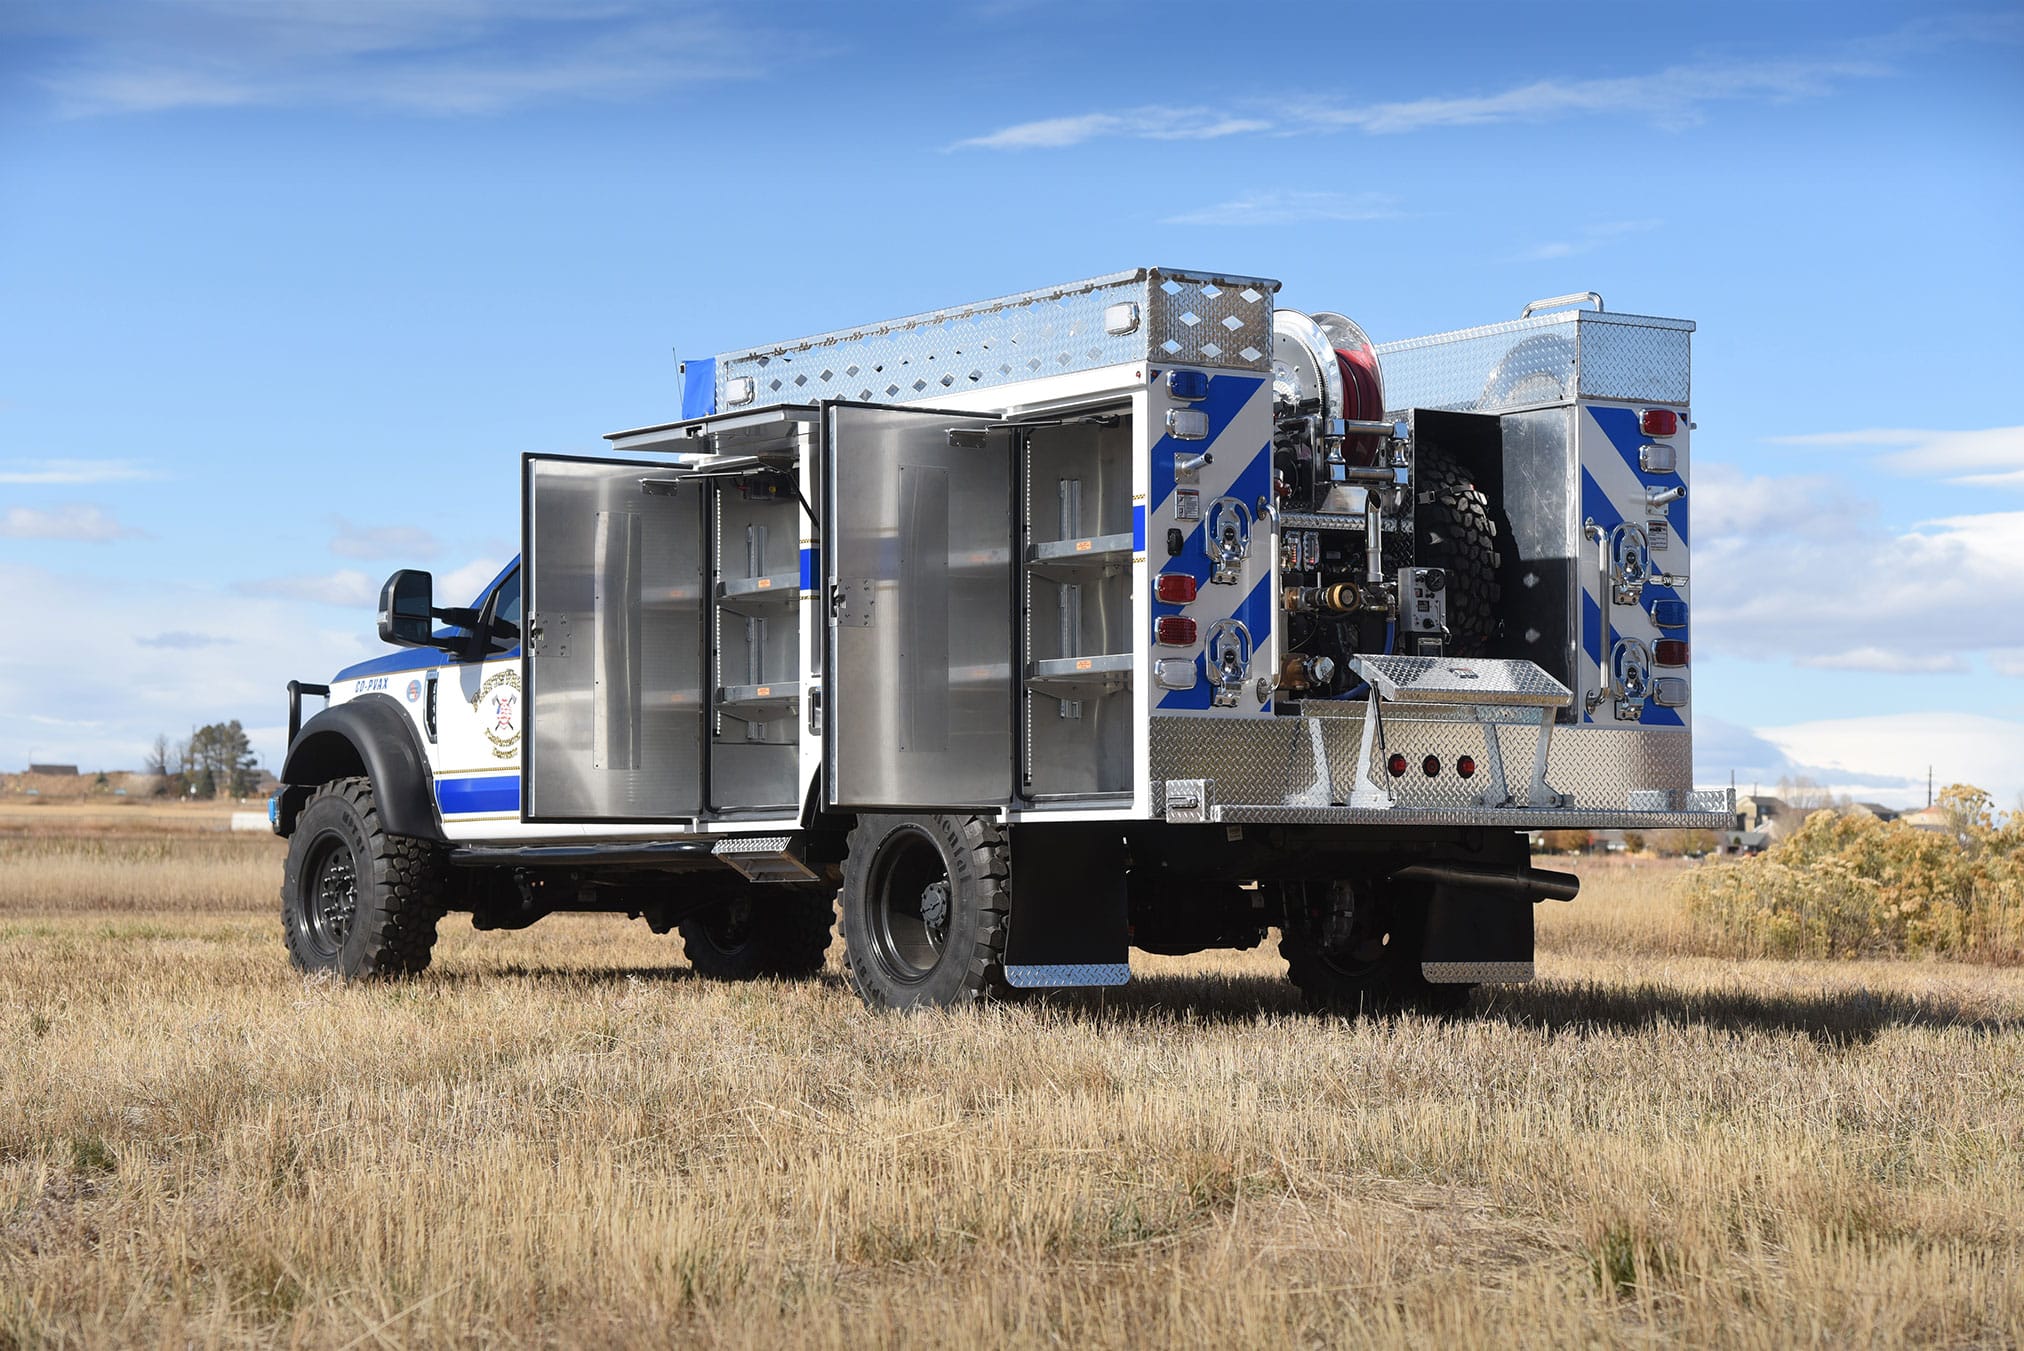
[866,827,951,983]
[698,898,755,955]
[302,834,360,956]
[1308,881,1397,980]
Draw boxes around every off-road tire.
[840,814,1011,1010]
[1415,448,1502,657]
[281,776,444,978]
[1280,887,1472,1017]
[679,887,836,981]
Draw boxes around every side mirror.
[378,570,437,648]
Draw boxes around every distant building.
[1848,802,1901,822]
[1899,806,1952,833]
[1729,829,1773,855]
[27,763,79,776]
[1737,795,1794,839]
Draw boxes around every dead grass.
[1,837,2020,1348]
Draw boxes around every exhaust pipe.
[1390,862,1581,903]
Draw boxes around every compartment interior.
[1020,417,1134,800]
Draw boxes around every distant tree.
[1622,831,1647,854]
[144,734,179,777]
[184,721,260,799]
[1540,829,1591,854]
[1777,775,1843,813]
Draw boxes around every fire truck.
[275,267,1726,1011]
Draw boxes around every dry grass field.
[2,815,2020,1348]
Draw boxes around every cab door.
[522,454,706,822]
[822,403,1015,811]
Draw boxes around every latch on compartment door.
[1203,496,1252,585]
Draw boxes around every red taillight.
[1155,616,1197,646]
[1422,755,1441,777]
[1655,639,1689,666]
[1456,755,1476,779]
[1155,574,1198,605]
[1386,753,1408,778]
[1640,408,1679,437]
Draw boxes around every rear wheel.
[678,887,835,980]
[281,777,444,978]
[840,814,1010,1010]
[1279,880,1471,1016]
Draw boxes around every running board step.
[711,834,821,883]
[1348,655,1570,708]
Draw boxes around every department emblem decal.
[406,679,422,703]
[474,667,522,759]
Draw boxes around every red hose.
[1336,347,1385,464]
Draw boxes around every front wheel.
[839,814,1011,1010]
[281,777,444,978]
[678,887,836,980]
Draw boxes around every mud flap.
[1419,883,1536,983]
[1003,824,1130,988]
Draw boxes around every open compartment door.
[522,454,705,822]
[823,404,1015,811]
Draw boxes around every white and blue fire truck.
[275,268,1727,1011]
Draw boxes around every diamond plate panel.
[717,268,1278,412]
[1377,311,1692,414]
[1354,655,1570,707]
[711,834,795,855]
[1149,714,1706,820]
[1145,273,1275,368]
[1577,320,1692,403]
[1423,961,1534,984]
[1004,963,1132,988]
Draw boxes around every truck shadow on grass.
[1029,972,2021,1045]
[423,964,2018,1044]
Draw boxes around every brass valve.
[1286,583,1365,614]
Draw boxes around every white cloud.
[1990,650,2024,678]
[1794,647,1966,674]
[957,54,1885,150]
[0,504,144,541]
[1768,425,2024,488]
[136,631,234,650]
[28,1,768,118]
[1161,191,1399,227]
[438,557,509,604]
[1691,468,2024,671]
[0,458,156,485]
[1513,219,1661,263]
[1295,60,1884,135]
[237,569,380,607]
[957,107,1271,150]
[0,563,381,771]
[329,518,442,561]
[1754,712,2024,808]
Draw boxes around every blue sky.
[2,0,2020,805]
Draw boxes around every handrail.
[1521,291,1604,318]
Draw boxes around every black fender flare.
[277,693,444,840]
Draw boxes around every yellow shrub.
[1682,786,2024,962]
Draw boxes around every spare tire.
[1414,448,1502,657]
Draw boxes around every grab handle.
[1521,291,1604,318]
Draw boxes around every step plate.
[1350,655,1570,708]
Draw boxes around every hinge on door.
[525,611,570,657]
[832,580,875,628]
